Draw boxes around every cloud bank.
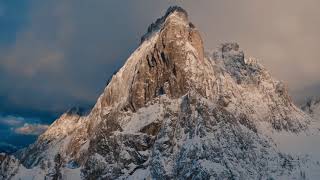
[0,115,24,126]
[1,0,320,121]
[0,114,49,152]
[14,123,49,135]
[0,114,49,135]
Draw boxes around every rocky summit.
[1,6,320,180]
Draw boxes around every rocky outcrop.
[17,110,83,168]
[211,42,309,132]
[83,92,303,179]
[98,6,212,112]
[0,154,20,179]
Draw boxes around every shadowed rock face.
[99,7,208,112]
[129,12,204,110]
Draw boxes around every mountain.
[1,6,320,180]
[302,97,320,120]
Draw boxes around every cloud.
[0,3,5,17]
[0,114,49,135]
[0,114,48,152]
[0,116,24,126]
[14,123,49,135]
[0,142,17,149]
[1,0,320,120]
[0,1,170,116]
[0,142,18,154]
[0,115,24,126]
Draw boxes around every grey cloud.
[1,0,320,119]
[180,0,320,102]
[0,0,178,116]
[0,114,46,152]
[0,115,24,126]
[0,3,5,17]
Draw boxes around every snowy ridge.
[1,6,320,180]
[93,33,160,114]
[209,42,310,133]
[140,6,188,43]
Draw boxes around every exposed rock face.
[98,6,211,112]
[2,6,319,180]
[0,154,20,179]
[83,92,302,179]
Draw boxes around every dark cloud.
[0,4,5,17]
[0,1,30,45]
[1,0,320,122]
[0,142,18,154]
[0,0,178,118]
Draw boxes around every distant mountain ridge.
[302,97,320,120]
[1,6,320,180]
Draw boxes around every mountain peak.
[166,6,188,16]
[98,7,207,112]
[141,6,189,43]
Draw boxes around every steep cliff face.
[96,7,213,112]
[1,6,319,180]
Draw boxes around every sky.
[1,0,320,152]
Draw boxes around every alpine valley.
[1,6,320,180]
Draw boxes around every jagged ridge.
[140,6,189,42]
[1,6,318,180]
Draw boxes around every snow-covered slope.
[1,6,320,180]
